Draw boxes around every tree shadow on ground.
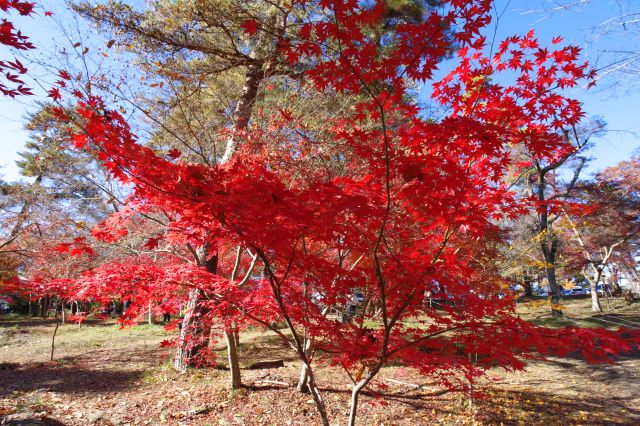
[0,318,57,328]
[543,354,640,383]
[576,313,640,330]
[473,386,640,426]
[0,362,142,396]
[0,317,166,329]
[59,345,166,367]
[260,371,639,425]
[318,382,640,425]
[0,416,66,426]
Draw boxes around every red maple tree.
[34,1,640,424]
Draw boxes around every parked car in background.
[570,287,589,296]
[585,285,609,295]
[0,300,11,314]
[533,288,548,297]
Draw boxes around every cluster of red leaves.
[54,236,96,257]
[30,0,639,394]
[0,0,35,96]
[6,238,95,303]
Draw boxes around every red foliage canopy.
[22,0,640,417]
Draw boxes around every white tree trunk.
[591,281,603,313]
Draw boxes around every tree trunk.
[29,298,37,316]
[584,265,603,313]
[349,388,360,426]
[304,364,329,426]
[296,338,314,393]
[297,362,309,393]
[224,330,242,389]
[174,288,208,371]
[50,318,59,362]
[541,236,562,317]
[522,274,533,297]
[40,295,50,318]
[544,263,563,316]
[174,250,217,372]
[220,63,265,163]
[348,378,371,426]
[348,387,361,426]
[590,280,603,312]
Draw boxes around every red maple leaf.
[241,19,258,36]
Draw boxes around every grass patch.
[141,364,175,384]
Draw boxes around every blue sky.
[0,0,638,182]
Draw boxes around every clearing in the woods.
[1,297,639,426]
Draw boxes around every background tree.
[0,101,121,317]
[562,159,640,311]
[508,118,605,315]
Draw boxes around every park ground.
[0,298,639,425]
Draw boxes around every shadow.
[0,317,168,329]
[566,358,640,389]
[244,384,291,392]
[313,384,450,410]
[53,345,169,372]
[544,358,577,369]
[0,362,19,371]
[242,377,640,425]
[475,387,640,426]
[596,313,640,326]
[366,388,451,410]
[573,314,640,331]
[0,318,57,328]
[530,353,640,386]
[0,362,143,396]
[241,380,449,413]
[0,414,66,426]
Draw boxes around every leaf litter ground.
[0,298,638,425]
